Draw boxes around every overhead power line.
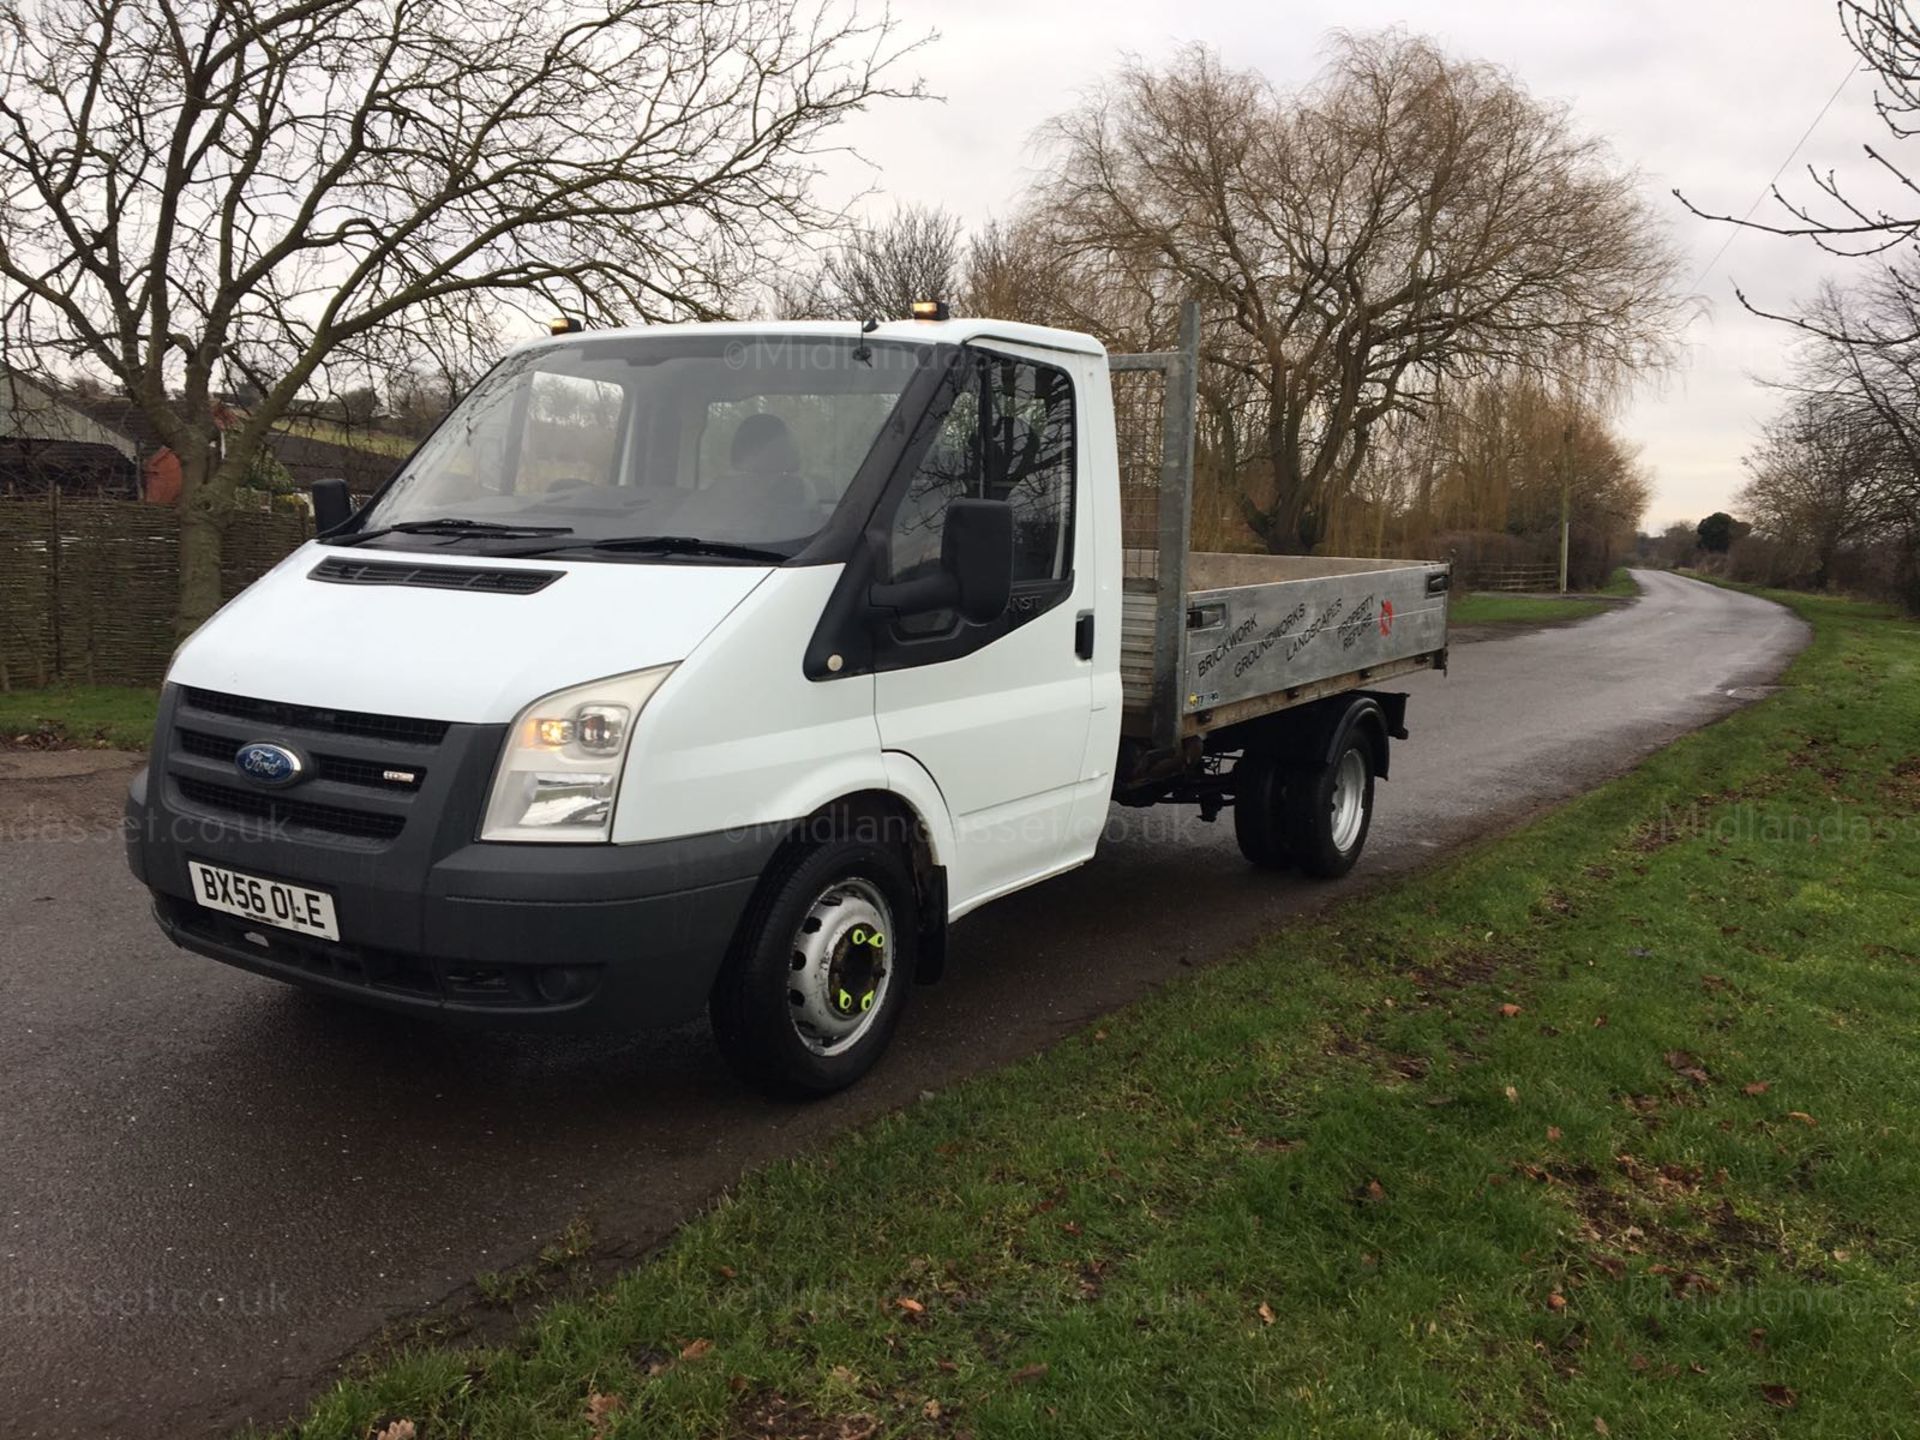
[1691,61,1862,290]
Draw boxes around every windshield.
[344,334,935,557]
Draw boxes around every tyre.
[1282,733,1375,879]
[710,836,918,1097]
[1232,748,1293,870]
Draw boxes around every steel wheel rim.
[1329,748,1368,853]
[786,876,894,1057]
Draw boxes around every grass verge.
[284,589,1919,1440]
[1451,591,1614,625]
[1598,567,1641,598]
[0,685,158,750]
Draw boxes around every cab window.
[886,351,1076,633]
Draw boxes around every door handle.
[1074,610,1095,660]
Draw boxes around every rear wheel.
[1282,735,1375,878]
[710,837,918,1097]
[1232,748,1293,870]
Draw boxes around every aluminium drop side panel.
[1182,560,1450,720]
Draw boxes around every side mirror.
[868,497,1014,625]
[942,497,1014,623]
[311,477,352,534]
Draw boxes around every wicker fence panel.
[0,496,311,689]
[0,505,56,689]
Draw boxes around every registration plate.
[187,861,340,942]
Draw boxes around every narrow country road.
[0,570,1805,1438]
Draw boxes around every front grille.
[175,776,408,842]
[175,728,425,792]
[183,688,449,747]
[309,556,562,595]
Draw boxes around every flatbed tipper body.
[1108,304,1449,767]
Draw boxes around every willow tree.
[0,0,920,634]
[1036,35,1686,553]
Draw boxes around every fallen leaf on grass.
[830,1365,860,1386]
[1760,1384,1799,1409]
[896,1297,926,1314]
[1664,1050,1712,1086]
[679,1337,713,1361]
[923,1399,943,1420]
[936,1360,958,1374]
[1257,1302,1275,1325]
[1594,1418,1611,1437]
[374,1424,416,1440]
[1742,1081,1771,1096]
[1546,1292,1568,1312]
[1498,1003,1523,1018]
[1547,1126,1563,1142]
[1010,1363,1049,1385]
[1786,1111,1818,1127]
[586,1392,625,1438]
[1593,1014,1609,1028]
[1363,1179,1387,1203]
[1629,1352,1649,1372]
[1504,1085,1520,1105]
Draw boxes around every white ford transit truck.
[124,303,1450,1095]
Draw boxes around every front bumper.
[125,686,783,1030]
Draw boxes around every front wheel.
[710,837,918,1097]
[1282,735,1376,879]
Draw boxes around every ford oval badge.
[235,741,304,787]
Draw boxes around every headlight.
[480,666,674,842]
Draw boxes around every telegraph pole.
[1558,417,1572,594]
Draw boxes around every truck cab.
[125,311,1447,1095]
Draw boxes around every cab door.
[872,343,1095,911]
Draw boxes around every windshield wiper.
[501,534,789,563]
[327,517,576,547]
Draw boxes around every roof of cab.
[510,316,1108,360]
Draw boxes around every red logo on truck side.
[1379,600,1394,636]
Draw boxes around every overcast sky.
[824,0,1903,530]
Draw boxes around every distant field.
[276,417,417,458]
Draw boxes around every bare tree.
[1034,36,1686,553]
[1363,372,1650,582]
[772,203,962,320]
[0,0,921,633]
[960,217,1071,325]
[1681,2,1920,261]
[1738,392,1897,587]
